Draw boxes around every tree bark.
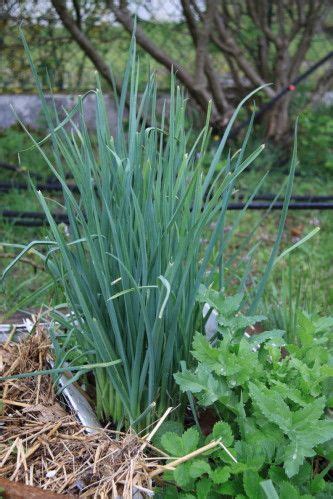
[51,0,118,91]
[266,93,293,142]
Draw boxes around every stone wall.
[0,94,121,134]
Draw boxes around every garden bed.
[0,326,161,497]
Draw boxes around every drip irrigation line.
[1,180,332,203]
[229,202,333,210]
[229,50,333,138]
[2,201,333,227]
[0,180,77,193]
[236,194,333,202]
[1,210,68,226]
[1,210,68,220]
[0,161,74,183]
[0,161,43,180]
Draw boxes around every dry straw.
[0,329,233,497]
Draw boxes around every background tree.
[49,0,332,141]
[0,0,113,92]
[1,1,332,141]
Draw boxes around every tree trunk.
[266,94,293,142]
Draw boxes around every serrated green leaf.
[220,293,244,317]
[291,397,326,428]
[218,480,242,496]
[294,420,333,449]
[228,462,256,474]
[234,441,266,470]
[192,332,220,370]
[278,481,300,498]
[189,459,211,479]
[220,315,266,331]
[291,460,313,487]
[161,432,185,456]
[268,465,286,483]
[288,358,325,397]
[182,427,200,454]
[174,365,229,406]
[243,470,265,499]
[174,365,211,393]
[212,421,234,446]
[249,329,285,346]
[152,420,184,449]
[245,429,278,462]
[196,476,213,499]
[174,462,192,488]
[211,466,231,484]
[269,379,308,407]
[161,427,200,456]
[314,316,333,333]
[216,338,262,385]
[248,382,292,433]
[197,285,243,318]
[283,440,315,478]
[285,418,333,478]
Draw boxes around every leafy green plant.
[2,31,297,430]
[155,286,333,497]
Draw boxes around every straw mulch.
[0,327,164,498]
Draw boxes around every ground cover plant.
[155,288,333,498]
[0,28,303,433]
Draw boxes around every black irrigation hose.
[1,180,332,203]
[237,194,333,202]
[0,180,78,193]
[2,201,333,227]
[0,161,75,184]
[0,161,43,180]
[230,202,333,210]
[1,210,68,226]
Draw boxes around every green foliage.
[161,427,200,457]
[0,41,281,433]
[1,19,194,93]
[1,30,299,430]
[300,106,333,172]
[157,286,333,497]
[264,257,333,345]
[0,127,50,176]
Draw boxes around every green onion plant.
[1,32,297,429]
